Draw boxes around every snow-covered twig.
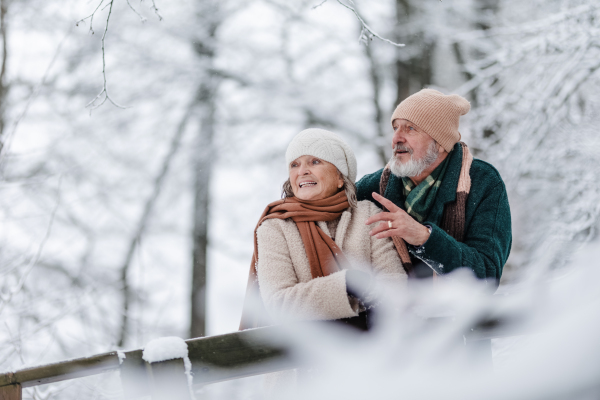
[335,0,404,47]
[75,0,106,34]
[77,0,163,110]
[311,0,328,10]
[126,0,147,23]
[85,0,129,111]
[150,0,163,21]
[454,3,600,42]
[311,0,404,47]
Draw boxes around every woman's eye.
[312,159,320,165]
[409,126,414,131]
[291,163,298,168]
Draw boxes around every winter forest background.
[1,0,600,398]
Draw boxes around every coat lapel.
[384,173,405,209]
[334,209,352,249]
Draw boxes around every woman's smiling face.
[289,155,344,201]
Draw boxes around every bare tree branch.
[0,177,62,316]
[75,0,107,34]
[85,0,129,111]
[150,0,163,21]
[0,0,9,155]
[126,0,147,23]
[77,0,163,110]
[0,27,72,172]
[311,0,328,9]
[316,0,405,47]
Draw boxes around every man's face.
[391,119,436,162]
[389,119,441,178]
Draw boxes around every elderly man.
[357,89,511,284]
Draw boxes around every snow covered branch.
[126,0,147,23]
[314,0,405,47]
[85,0,128,111]
[457,0,600,273]
[76,0,162,110]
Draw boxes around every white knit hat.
[285,128,357,182]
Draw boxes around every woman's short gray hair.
[281,171,358,208]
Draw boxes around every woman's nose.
[298,164,310,175]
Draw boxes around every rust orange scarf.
[239,191,350,330]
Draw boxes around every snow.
[117,350,126,365]
[142,337,189,363]
[142,337,196,399]
[2,0,600,399]
[239,258,600,400]
[183,357,195,400]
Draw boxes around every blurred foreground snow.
[21,242,600,400]
[202,248,600,400]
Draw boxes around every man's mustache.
[394,143,413,155]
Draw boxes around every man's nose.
[392,129,407,147]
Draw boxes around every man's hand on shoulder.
[365,192,430,246]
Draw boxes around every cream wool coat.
[256,200,407,322]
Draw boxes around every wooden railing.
[0,316,520,400]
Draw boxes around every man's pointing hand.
[365,192,431,247]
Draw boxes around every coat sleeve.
[412,181,512,285]
[365,202,408,286]
[256,220,358,321]
[356,169,384,203]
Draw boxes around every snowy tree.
[455,0,600,277]
[4,0,598,398]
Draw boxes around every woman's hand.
[365,192,431,246]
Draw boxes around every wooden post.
[147,358,191,400]
[0,384,21,400]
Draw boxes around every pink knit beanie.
[390,88,471,152]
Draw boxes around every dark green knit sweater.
[356,143,512,284]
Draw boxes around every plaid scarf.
[401,156,450,223]
[379,142,473,276]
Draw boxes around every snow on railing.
[0,313,518,400]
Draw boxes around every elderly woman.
[239,128,406,329]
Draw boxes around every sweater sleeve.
[411,181,512,285]
[256,220,358,321]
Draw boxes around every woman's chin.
[296,194,318,201]
[295,189,322,201]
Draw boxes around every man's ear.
[438,143,447,156]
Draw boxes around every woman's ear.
[337,173,344,189]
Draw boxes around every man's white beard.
[389,140,439,178]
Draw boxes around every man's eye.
[312,159,320,164]
[291,163,298,168]
[409,126,414,130]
